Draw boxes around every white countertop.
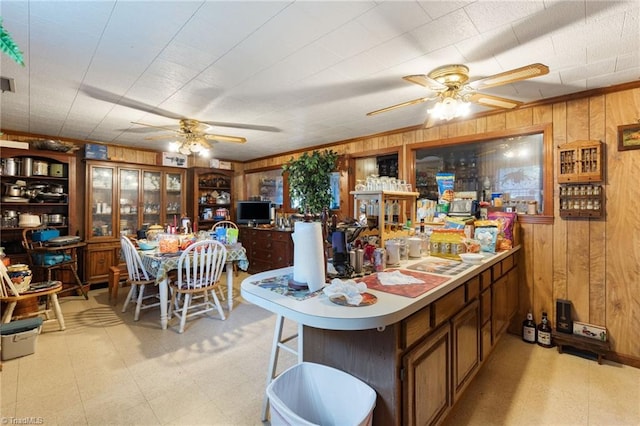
[241,247,519,331]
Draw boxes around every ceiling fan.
[131,118,246,156]
[367,63,549,128]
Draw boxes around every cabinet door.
[492,275,508,340]
[119,168,140,236]
[142,170,162,226]
[403,323,451,426]
[86,246,115,283]
[89,165,116,238]
[452,300,480,402]
[165,172,183,222]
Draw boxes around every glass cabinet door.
[165,172,183,224]
[90,166,115,237]
[143,171,162,226]
[119,169,140,236]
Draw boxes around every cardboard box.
[84,143,108,160]
[0,318,43,361]
[573,321,607,342]
[0,140,29,150]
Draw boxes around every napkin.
[377,270,426,286]
[323,278,367,305]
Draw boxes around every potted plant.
[283,149,338,216]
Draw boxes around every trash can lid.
[0,317,43,335]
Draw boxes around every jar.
[7,264,32,293]
[527,201,538,215]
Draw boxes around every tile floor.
[1,272,639,426]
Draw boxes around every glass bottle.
[392,200,400,224]
[537,311,553,348]
[522,311,537,344]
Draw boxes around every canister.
[49,163,65,177]
[373,248,386,272]
[22,157,33,176]
[32,160,49,176]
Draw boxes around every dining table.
[140,242,249,330]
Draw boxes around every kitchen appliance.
[4,183,25,197]
[448,199,479,217]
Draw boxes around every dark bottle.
[522,311,537,344]
[419,218,425,234]
[537,311,553,348]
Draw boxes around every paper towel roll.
[291,221,326,292]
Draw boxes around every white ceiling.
[1,1,638,162]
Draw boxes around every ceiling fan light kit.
[368,62,549,127]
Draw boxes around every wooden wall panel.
[240,86,640,364]
[603,89,640,358]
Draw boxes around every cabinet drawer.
[466,277,480,301]
[501,254,514,273]
[432,286,465,326]
[480,269,492,291]
[402,306,431,349]
[271,231,292,242]
[492,262,502,279]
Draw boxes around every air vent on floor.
[1,77,16,93]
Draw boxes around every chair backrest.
[177,240,227,290]
[0,262,21,298]
[211,220,238,231]
[120,236,153,282]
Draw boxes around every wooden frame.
[618,123,640,151]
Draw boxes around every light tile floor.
[1,272,639,425]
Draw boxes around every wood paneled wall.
[245,87,640,364]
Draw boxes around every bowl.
[459,253,485,264]
[137,239,158,251]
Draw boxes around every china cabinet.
[187,167,234,231]
[350,190,418,247]
[0,149,79,266]
[83,160,186,284]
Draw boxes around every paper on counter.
[323,278,367,305]
[377,270,426,286]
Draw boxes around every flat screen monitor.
[236,200,272,225]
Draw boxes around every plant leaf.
[0,18,25,66]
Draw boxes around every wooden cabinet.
[188,167,234,231]
[403,322,452,426]
[557,140,604,183]
[83,160,186,284]
[0,149,79,267]
[350,190,418,247]
[452,300,480,402]
[559,183,604,218]
[239,227,293,274]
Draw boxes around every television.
[236,200,272,225]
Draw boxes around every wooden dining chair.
[211,220,240,288]
[120,236,161,321]
[0,262,65,331]
[169,239,227,333]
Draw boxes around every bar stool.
[261,314,303,422]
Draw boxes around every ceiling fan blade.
[468,93,523,109]
[203,134,247,143]
[200,121,281,133]
[131,121,180,133]
[143,134,181,141]
[82,85,184,120]
[366,97,432,116]
[468,63,549,90]
[403,75,447,91]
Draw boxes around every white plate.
[459,253,484,264]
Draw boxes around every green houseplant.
[283,149,338,215]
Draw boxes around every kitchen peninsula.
[241,247,520,426]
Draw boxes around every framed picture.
[618,123,640,151]
[162,152,187,167]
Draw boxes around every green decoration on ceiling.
[0,18,25,66]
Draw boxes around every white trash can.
[266,362,376,426]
